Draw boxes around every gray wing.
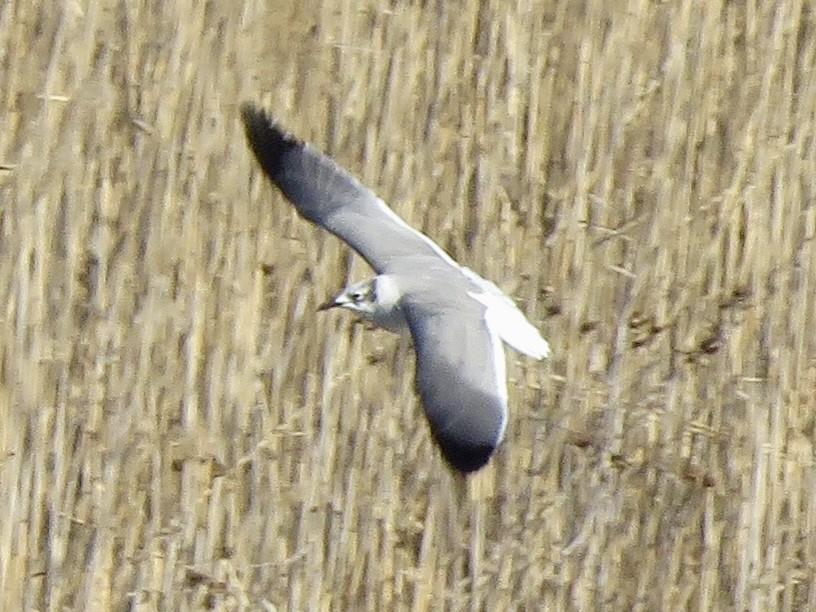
[241,105,456,274]
[401,289,508,472]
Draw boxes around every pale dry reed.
[1,1,814,610]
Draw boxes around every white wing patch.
[468,289,551,360]
[480,307,509,443]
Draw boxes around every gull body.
[241,104,549,472]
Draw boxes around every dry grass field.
[1,0,815,609]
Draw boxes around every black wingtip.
[240,103,301,180]
[434,432,497,473]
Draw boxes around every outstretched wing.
[400,285,509,473]
[241,105,457,274]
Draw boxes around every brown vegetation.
[1,1,814,609]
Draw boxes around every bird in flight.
[241,104,549,472]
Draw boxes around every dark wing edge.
[240,104,296,184]
[240,104,330,227]
[403,303,508,473]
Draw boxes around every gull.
[241,104,550,472]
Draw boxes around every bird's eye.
[352,291,364,302]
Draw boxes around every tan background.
[2,1,815,610]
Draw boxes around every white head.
[318,275,408,334]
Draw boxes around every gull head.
[318,275,408,334]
